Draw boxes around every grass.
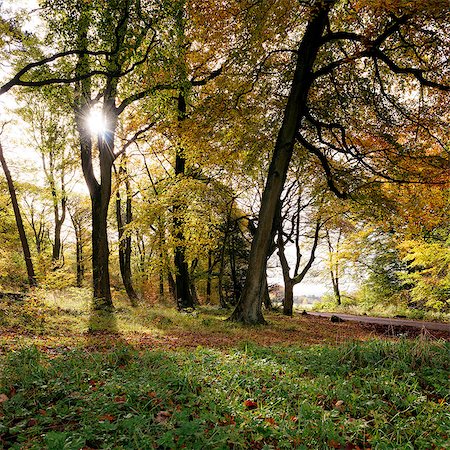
[0,340,448,449]
[0,288,449,449]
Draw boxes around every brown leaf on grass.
[114,396,126,404]
[334,400,345,410]
[27,418,38,427]
[264,417,276,426]
[147,391,157,398]
[0,394,8,404]
[243,399,258,410]
[155,411,171,424]
[99,414,115,422]
[328,439,341,448]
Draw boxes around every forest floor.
[0,288,448,355]
[0,289,449,449]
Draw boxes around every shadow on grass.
[85,308,130,351]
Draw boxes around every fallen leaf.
[244,399,258,410]
[264,417,276,425]
[334,400,345,410]
[155,411,171,424]
[328,439,341,449]
[99,414,115,422]
[0,394,8,404]
[27,418,38,427]
[114,396,126,404]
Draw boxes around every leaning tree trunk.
[228,4,332,324]
[0,142,37,287]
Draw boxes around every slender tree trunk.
[0,142,37,287]
[206,249,212,304]
[228,5,332,324]
[75,227,84,287]
[51,193,66,266]
[331,272,341,306]
[116,166,138,306]
[263,277,272,310]
[159,268,165,300]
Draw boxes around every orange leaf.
[244,399,258,410]
[264,417,276,425]
[99,414,115,422]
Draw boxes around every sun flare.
[88,109,107,135]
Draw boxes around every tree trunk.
[168,271,176,302]
[116,167,138,306]
[173,92,194,310]
[75,227,84,287]
[331,272,341,306]
[228,6,331,324]
[91,187,112,309]
[206,249,212,304]
[263,277,272,310]
[283,279,294,316]
[0,142,37,287]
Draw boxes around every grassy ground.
[0,289,449,449]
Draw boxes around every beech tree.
[0,141,37,287]
[276,162,325,315]
[229,0,450,324]
[18,87,74,266]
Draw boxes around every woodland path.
[308,311,450,332]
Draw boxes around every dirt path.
[308,312,450,332]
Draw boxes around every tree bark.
[228,3,332,324]
[206,249,212,304]
[262,277,272,311]
[0,142,37,287]
[173,91,194,309]
[75,227,84,287]
[116,165,138,306]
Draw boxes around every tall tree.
[115,158,138,305]
[229,0,450,324]
[0,141,37,287]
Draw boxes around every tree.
[17,86,75,267]
[67,196,90,288]
[114,158,138,305]
[0,141,37,287]
[229,0,450,324]
[36,0,178,309]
